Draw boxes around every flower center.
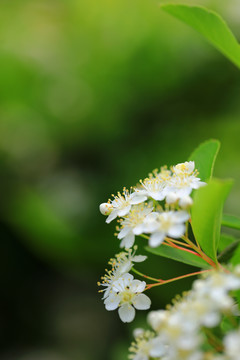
[121,290,134,303]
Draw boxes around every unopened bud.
[99,202,113,215]
[179,196,193,209]
[166,192,178,204]
[133,328,144,339]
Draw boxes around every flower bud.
[99,202,113,215]
[166,192,178,204]
[133,328,144,339]
[179,195,193,209]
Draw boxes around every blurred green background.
[0,0,240,359]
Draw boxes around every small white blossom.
[193,271,240,313]
[145,210,189,247]
[167,161,206,201]
[172,161,195,176]
[98,248,147,299]
[104,273,151,323]
[135,171,169,201]
[129,330,166,360]
[100,188,147,224]
[117,204,153,248]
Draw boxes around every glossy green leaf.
[191,178,233,264]
[145,244,211,269]
[217,239,240,264]
[230,242,240,266]
[161,4,240,69]
[222,214,240,230]
[188,139,220,182]
[218,233,236,252]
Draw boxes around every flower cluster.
[98,161,208,323]
[129,268,240,360]
[99,161,205,249]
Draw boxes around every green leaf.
[217,239,240,264]
[222,214,240,230]
[230,242,240,266]
[191,178,233,264]
[188,139,220,182]
[145,244,211,269]
[219,233,236,252]
[161,4,240,69]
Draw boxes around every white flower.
[135,177,168,202]
[129,330,166,360]
[117,204,153,248]
[145,210,189,247]
[193,271,240,313]
[104,273,151,323]
[98,247,147,299]
[100,188,147,224]
[167,161,206,200]
[172,161,195,176]
[224,328,240,360]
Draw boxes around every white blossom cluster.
[99,161,206,248]
[98,247,151,322]
[129,268,240,360]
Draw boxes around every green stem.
[182,235,218,268]
[165,237,191,247]
[203,328,224,352]
[140,234,150,240]
[132,267,163,283]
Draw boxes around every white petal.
[104,294,120,310]
[118,226,131,239]
[168,224,185,238]
[121,232,135,249]
[118,205,131,217]
[191,179,206,189]
[175,187,192,197]
[149,337,166,357]
[149,191,165,201]
[179,195,193,208]
[118,304,135,323]
[112,273,133,292]
[130,280,146,293]
[133,354,148,360]
[174,210,190,222]
[145,212,159,221]
[133,293,151,310]
[133,224,145,235]
[118,260,132,274]
[149,232,165,247]
[132,255,147,263]
[203,312,220,327]
[130,194,148,205]
[106,210,118,223]
[166,192,178,204]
